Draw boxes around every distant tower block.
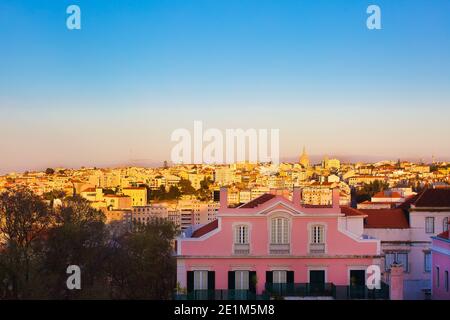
[299,146,310,168]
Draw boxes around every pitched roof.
[372,191,402,198]
[360,209,410,229]
[191,219,218,238]
[239,193,276,208]
[397,194,420,210]
[436,230,449,240]
[413,189,450,207]
[340,206,366,217]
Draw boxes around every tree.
[197,177,213,201]
[38,196,109,299]
[45,168,55,175]
[179,179,196,195]
[355,180,389,204]
[150,185,167,201]
[0,187,53,299]
[106,219,178,299]
[167,186,181,200]
[43,190,66,201]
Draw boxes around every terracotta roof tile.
[340,206,366,217]
[191,219,218,238]
[239,193,276,208]
[413,189,450,207]
[360,209,409,229]
[436,230,449,240]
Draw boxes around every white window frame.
[384,251,409,272]
[425,217,435,234]
[235,225,249,244]
[235,270,249,290]
[311,225,325,244]
[272,270,287,284]
[271,217,289,244]
[424,252,431,273]
[443,217,449,232]
[193,270,208,290]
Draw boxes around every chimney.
[220,187,228,209]
[332,188,340,209]
[389,263,404,300]
[292,187,302,207]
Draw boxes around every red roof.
[397,194,420,209]
[413,189,450,207]
[340,206,366,217]
[239,193,275,208]
[436,230,449,240]
[360,209,409,229]
[373,191,402,198]
[191,219,218,238]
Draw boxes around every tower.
[299,146,310,168]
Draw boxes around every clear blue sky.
[0,0,449,173]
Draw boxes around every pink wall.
[182,257,376,293]
[432,237,450,300]
[181,214,378,256]
[178,194,381,294]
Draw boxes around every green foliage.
[0,187,178,299]
[43,189,67,201]
[355,180,389,204]
[197,177,213,201]
[178,179,196,195]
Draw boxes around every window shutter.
[208,271,215,290]
[266,271,273,284]
[249,271,257,293]
[187,271,194,293]
[228,271,235,289]
[287,271,294,283]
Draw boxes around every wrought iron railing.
[265,282,335,297]
[265,282,389,300]
[174,289,270,300]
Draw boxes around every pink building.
[176,187,389,299]
[431,229,450,300]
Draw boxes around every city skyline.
[0,150,446,176]
[1,0,450,174]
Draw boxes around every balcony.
[234,243,250,255]
[309,243,325,254]
[174,290,269,300]
[265,283,335,298]
[269,243,290,254]
[265,282,390,300]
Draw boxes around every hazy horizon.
[1,152,448,175]
[1,0,450,175]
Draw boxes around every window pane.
[194,270,208,290]
[273,270,287,284]
[396,253,408,272]
[424,253,431,272]
[272,218,289,244]
[436,267,440,287]
[445,271,449,292]
[385,253,395,271]
[425,217,434,233]
[235,271,249,290]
